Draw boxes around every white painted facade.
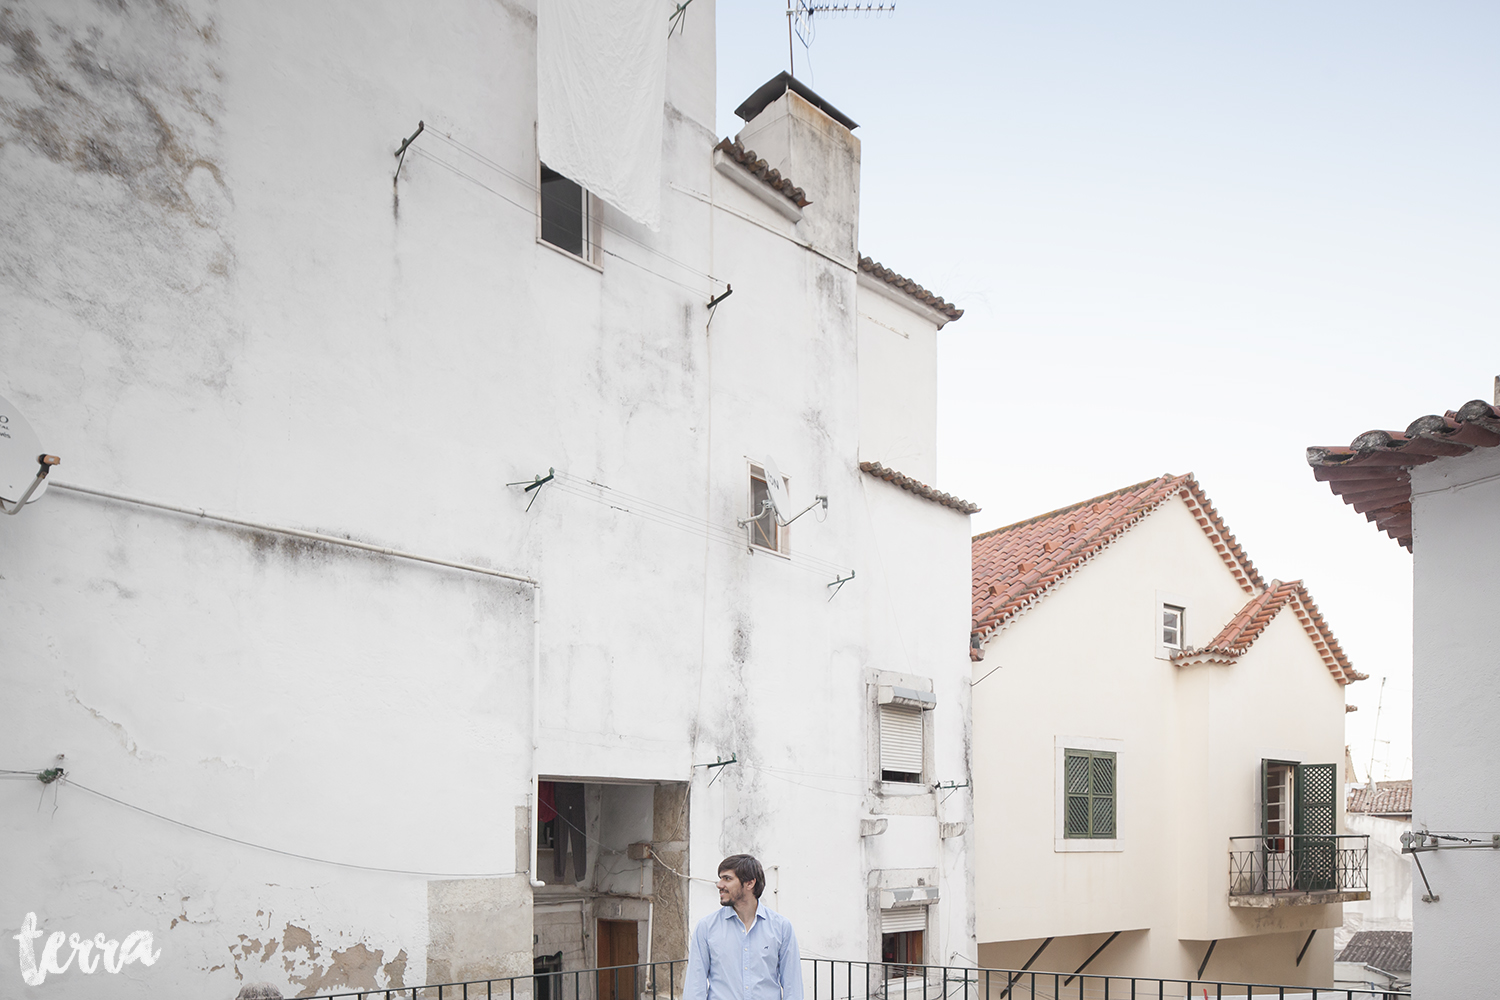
[0,2,976,996]
[1406,441,1500,997]
[972,491,1355,986]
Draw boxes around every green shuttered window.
[1064,749,1116,839]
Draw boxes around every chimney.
[733,73,861,265]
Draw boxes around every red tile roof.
[1171,579,1363,685]
[1347,780,1412,817]
[858,256,963,322]
[971,474,1263,658]
[1306,398,1500,551]
[860,462,980,514]
[714,138,811,208]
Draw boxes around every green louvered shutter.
[1064,750,1116,838]
[1294,763,1336,890]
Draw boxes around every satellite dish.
[761,455,791,524]
[0,392,53,506]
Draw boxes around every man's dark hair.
[718,854,765,898]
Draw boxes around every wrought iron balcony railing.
[1229,834,1370,899]
[299,955,1409,1000]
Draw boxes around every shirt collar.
[719,903,768,926]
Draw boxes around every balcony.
[1228,834,1371,907]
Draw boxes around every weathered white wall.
[1408,443,1500,996]
[972,495,1349,985]
[1341,813,1413,941]
[0,1,975,996]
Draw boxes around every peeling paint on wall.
[228,922,407,997]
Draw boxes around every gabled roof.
[1306,397,1500,550]
[1348,779,1412,816]
[971,474,1263,656]
[1171,579,1363,685]
[1337,931,1412,974]
[714,138,811,209]
[860,462,980,514]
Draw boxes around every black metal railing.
[1228,834,1370,897]
[300,956,1408,1000]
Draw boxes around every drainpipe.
[531,585,547,888]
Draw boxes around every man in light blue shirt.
[683,854,803,1000]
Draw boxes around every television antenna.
[0,393,60,517]
[737,455,828,532]
[786,1,896,78]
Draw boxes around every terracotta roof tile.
[970,474,1265,659]
[860,461,980,514]
[1347,780,1412,816]
[1307,398,1500,550]
[1171,579,1364,685]
[858,256,963,322]
[714,138,811,208]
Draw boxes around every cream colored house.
[970,474,1365,987]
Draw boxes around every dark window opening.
[534,952,563,1000]
[882,930,923,977]
[540,165,587,258]
[882,769,922,784]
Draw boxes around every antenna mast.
[1366,675,1387,789]
[786,1,897,78]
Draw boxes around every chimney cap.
[734,72,859,131]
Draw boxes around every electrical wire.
[18,774,519,878]
[411,132,724,299]
[425,129,722,290]
[544,471,855,584]
[648,846,716,885]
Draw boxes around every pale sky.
[717,2,1500,782]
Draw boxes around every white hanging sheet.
[537,0,669,230]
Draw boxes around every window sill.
[1054,838,1122,853]
[878,781,931,796]
[748,541,791,560]
[537,236,603,272]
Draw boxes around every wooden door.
[596,919,638,1000]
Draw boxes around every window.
[1161,604,1184,649]
[1258,759,1338,891]
[880,913,923,978]
[879,703,924,783]
[1154,591,1189,659]
[747,464,789,554]
[538,163,599,264]
[1064,749,1116,838]
[533,952,563,1000]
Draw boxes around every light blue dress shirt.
[683,903,803,1000]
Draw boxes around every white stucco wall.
[972,494,1350,985]
[1407,442,1500,996]
[1340,813,1413,941]
[0,1,975,997]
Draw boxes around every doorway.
[596,919,639,1000]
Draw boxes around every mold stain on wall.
[0,0,240,397]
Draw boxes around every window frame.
[536,160,603,269]
[878,702,926,785]
[747,462,790,556]
[1054,735,1123,852]
[1154,590,1189,659]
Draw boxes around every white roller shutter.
[880,704,924,775]
[881,908,927,934]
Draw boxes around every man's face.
[717,869,754,907]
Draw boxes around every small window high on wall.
[539,164,598,264]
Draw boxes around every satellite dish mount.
[737,455,827,530]
[0,393,60,517]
